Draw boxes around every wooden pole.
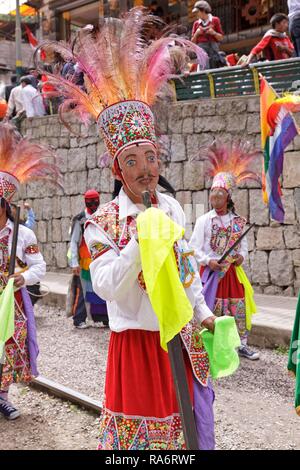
[142,191,199,450]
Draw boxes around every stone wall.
[20,95,300,296]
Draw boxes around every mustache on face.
[135,173,157,182]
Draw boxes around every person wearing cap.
[68,190,108,329]
[20,76,46,118]
[191,1,225,69]
[190,141,259,361]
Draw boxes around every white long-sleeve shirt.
[84,188,213,333]
[288,0,300,20]
[21,84,46,118]
[6,85,24,117]
[189,209,248,266]
[0,219,46,285]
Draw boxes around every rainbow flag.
[260,77,299,223]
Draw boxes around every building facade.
[44,0,288,54]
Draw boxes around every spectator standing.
[6,84,24,119]
[11,202,36,230]
[28,68,40,89]
[4,75,17,103]
[243,13,294,66]
[288,0,300,57]
[191,1,225,69]
[149,0,164,18]
[20,76,46,118]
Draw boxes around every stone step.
[40,273,296,349]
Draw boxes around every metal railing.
[175,57,300,101]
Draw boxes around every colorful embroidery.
[210,216,246,257]
[0,173,19,202]
[97,101,157,160]
[90,242,111,261]
[98,409,185,450]
[180,319,210,387]
[25,244,39,255]
[214,297,247,339]
[89,199,211,384]
[1,291,32,390]
[0,234,9,273]
[174,244,196,288]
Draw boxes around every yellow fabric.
[0,279,15,358]
[137,208,193,351]
[235,265,257,331]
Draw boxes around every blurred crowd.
[0,0,299,122]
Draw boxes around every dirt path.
[1,306,299,450]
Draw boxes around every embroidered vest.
[87,200,210,386]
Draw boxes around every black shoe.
[238,346,260,360]
[0,397,20,420]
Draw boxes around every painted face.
[210,187,228,211]
[116,143,160,199]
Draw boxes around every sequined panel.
[90,242,111,261]
[1,291,32,390]
[98,409,185,450]
[97,101,157,159]
[25,244,40,255]
[214,297,247,338]
[210,215,246,257]
[0,172,18,202]
[180,319,210,387]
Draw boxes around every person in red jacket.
[243,13,294,66]
[191,1,225,69]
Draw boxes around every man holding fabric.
[38,8,241,450]
[84,136,217,451]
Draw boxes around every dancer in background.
[0,123,61,420]
[68,190,108,329]
[190,141,259,360]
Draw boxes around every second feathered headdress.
[0,123,62,202]
[198,140,260,195]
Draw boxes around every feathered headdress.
[198,140,260,195]
[35,7,207,160]
[0,124,62,202]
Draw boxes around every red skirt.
[99,329,193,450]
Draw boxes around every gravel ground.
[0,304,299,450]
[35,305,109,402]
[0,386,98,450]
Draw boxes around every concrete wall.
[0,40,34,81]
[20,95,300,296]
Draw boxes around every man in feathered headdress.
[0,123,62,420]
[190,141,259,360]
[36,8,227,450]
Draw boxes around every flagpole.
[15,0,23,80]
[0,206,21,390]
